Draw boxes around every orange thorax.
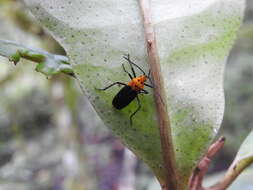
[127,75,147,91]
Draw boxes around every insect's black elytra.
[112,85,137,109]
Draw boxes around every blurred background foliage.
[0,0,252,190]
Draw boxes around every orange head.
[127,75,147,91]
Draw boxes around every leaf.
[230,130,253,174]
[23,0,245,187]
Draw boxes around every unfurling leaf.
[0,39,74,77]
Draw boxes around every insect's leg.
[123,54,146,76]
[123,54,136,77]
[139,89,149,94]
[144,83,153,88]
[95,82,127,91]
[130,95,141,125]
[122,64,133,79]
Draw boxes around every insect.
[96,54,153,125]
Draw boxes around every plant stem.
[138,1,180,189]
[188,136,226,190]
[189,135,253,190]
[206,148,253,190]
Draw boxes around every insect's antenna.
[148,69,151,78]
[147,69,154,86]
[123,54,146,76]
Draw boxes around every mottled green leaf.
[23,0,245,187]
